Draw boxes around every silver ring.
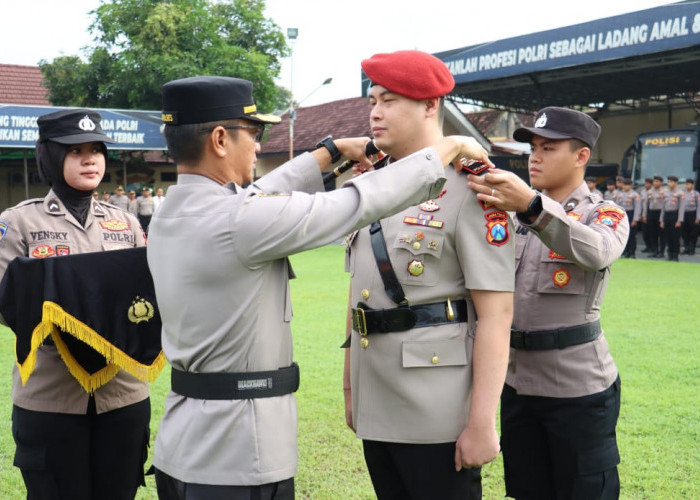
[491,187,495,197]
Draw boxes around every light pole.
[287,28,298,160]
[288,77,332,160]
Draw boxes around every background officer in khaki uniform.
[343,50,514,500]
[617,178,641,258]
[681,178,700,254]
[0,109,149,499]
[469,107,628,499]
[646,175,666,257]
[110,185,129,211]
[659,174,684,261]
[640,177,653,253]
[147,76,492,499]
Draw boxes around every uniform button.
[361,289,370,300]
[425,153,433,160]
[431,355,439,364]
[412,242,421,250]
[361,338,369,349]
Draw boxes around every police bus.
[626,127,700,187]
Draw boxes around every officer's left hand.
[467,169,536,213]
[454,423,500,470]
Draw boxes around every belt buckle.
[352,308,368,336]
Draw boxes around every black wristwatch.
[518,192,543,220]
[315,135,341,163]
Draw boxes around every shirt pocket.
[402,337,468,368]
[391,232,445,287]
[537,248,585,295]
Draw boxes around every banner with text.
[439,2,700,84]
[0,105,166,150]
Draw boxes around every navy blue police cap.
[38,109,113,145]
[161,76,281,126]
[514,107,601,148]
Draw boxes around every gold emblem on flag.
[128,296,155,323]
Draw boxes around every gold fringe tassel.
[17,301,166,393]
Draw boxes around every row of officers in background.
[587,174,700,261]
[91,185,166,231]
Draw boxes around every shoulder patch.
[595,206,625,230]
[484,210,509,246]
[0,221,8,241]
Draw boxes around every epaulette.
[457,159,490,176]
[4,198,45,211]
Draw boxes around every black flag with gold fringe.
[0,246,165,393]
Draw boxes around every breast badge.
[128,296,155,323]
[407,259,425,276]
[100,219,130,231]
[31,245,55,258]
[552,268,571,287]
[484,211,509,246]
[418,199,440,212]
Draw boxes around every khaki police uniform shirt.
[507,182,628,398]
[346,164,515,443]
[0,191,148,414]
[661,187,684,221]
[682,189,700,221]
[110,193,129,211]
[616,189,641,221]
[644,185,666,218]
[147,148,447,486]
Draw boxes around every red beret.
[361,50,455,99]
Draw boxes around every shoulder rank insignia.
[552,268,571,287]
[100,219,130,231]
[485,211,509,246]
[459,158,490,176]
[595,206,625,230]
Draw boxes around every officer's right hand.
[436,136,495,170]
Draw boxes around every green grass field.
[1,245,698,498]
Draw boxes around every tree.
[39,0,289,112]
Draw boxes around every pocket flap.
[402,338,467,368]
[577,439,620,475]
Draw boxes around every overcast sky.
[2,0,675,106]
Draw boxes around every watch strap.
[315,135,341,163]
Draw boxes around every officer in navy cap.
[469,107,627,499]
[344,50,514,499]
[0,108,149,499]
[147,75,494,499]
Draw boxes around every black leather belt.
[171,363,299,400]
[510,320,601,350]
[352,299,468,336]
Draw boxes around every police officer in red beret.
[469,107,627,498]
[147,75,493,499]
[343,50,514,499]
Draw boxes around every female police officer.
[0,109,149,499]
